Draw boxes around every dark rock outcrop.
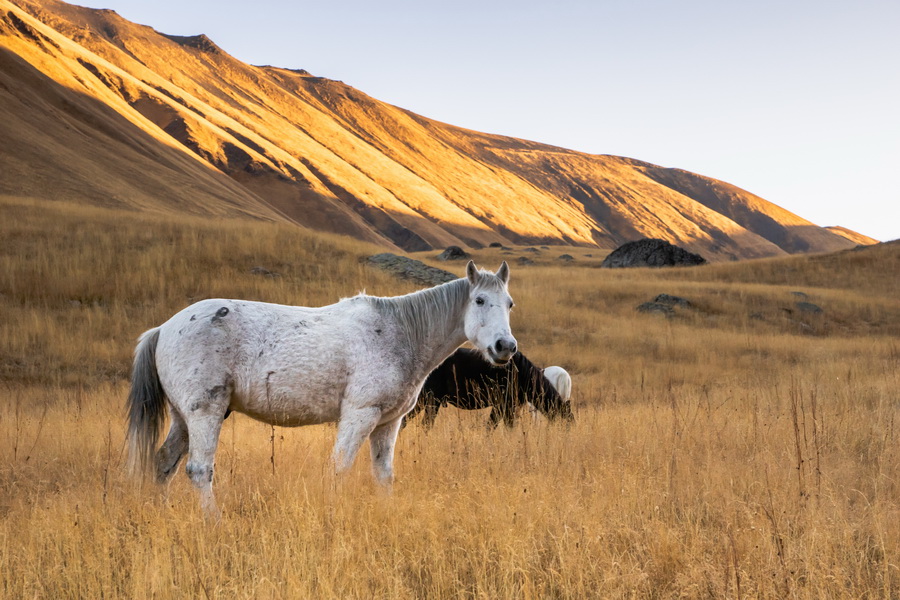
[636,302,674,316]
[796,301,823,314]
[636,293,694,317]
[601,238,707,268]
[653,294,692,308]
[367,253,457,286]
[249,266,279,278]
[436,246,470,261]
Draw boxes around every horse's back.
[152,297,408,426]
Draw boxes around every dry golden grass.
[1,196,898,598]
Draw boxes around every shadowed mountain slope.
[0,0,874,259]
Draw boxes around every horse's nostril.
[495,340,504,353]
[509,343,517,355]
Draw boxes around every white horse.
[126,261,516,516]
[527,366,572,421]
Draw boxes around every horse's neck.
[413,309,468,383]
[416,331,467,384]
[393,279,470,382]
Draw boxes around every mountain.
[824,226,879,246]
[0,0,875,260]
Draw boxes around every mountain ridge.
[0,0,879,259]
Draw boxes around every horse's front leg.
[400,398,424,429]
[369,417,403,489]
[332,406,382,475]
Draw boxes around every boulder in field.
[796,301,823,314]
[636,293,694,317]
[653,294,692,308]
[636,301,674,316]
[436,246,470,261]
[601,238,706,268]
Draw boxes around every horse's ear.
[496,261,510,285]
[466,260,479,285]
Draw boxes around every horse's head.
[532,390,574,422]
[463,261,517,366]
[553,398,575,422]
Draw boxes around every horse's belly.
[236,405,336,427]
[232,378,342,427]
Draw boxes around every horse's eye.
[509,301,514,310]
[475,297,485,306]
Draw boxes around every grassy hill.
[1,197,897,597]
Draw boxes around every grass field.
[1,196,898,598]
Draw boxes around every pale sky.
[77,0,900,242]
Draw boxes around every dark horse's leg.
[488,401,517,428]
[402,397,441,430]
[487,365,519,428]
[421,401,440,429]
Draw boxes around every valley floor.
[1,197,898,598]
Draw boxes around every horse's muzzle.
[487,337,517,365]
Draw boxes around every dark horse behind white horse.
[403,348,573,428]
[126,261,516,516]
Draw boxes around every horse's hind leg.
[156,407,188,484]
[159,409,233,485]
[181,385,231,518]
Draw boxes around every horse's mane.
[364,272,507,353]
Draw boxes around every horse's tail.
[125,327,166,478]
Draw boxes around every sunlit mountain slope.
[0,0,873,258]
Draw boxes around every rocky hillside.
[0,0,877,259]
